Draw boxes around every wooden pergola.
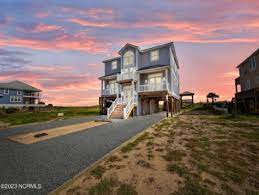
[180,91,194,108]
[207,92,219,103]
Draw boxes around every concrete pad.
[8,121,109,144]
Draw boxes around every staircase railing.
[107,97,122,119]
[123,96,136,119]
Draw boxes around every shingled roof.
[0,81,41,92]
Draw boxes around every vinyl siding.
[0,89,23,104]
[139,46,170,69]
[104,58,121,76]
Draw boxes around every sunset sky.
[0,0,258,106]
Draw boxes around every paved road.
[0,113,165,194]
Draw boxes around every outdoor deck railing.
[23,93,40,98]
[139,81,168,92]
[101,88,117,96]
[117,71,136,82]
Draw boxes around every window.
[148,73,163,90]
[255,76,259,85]
[150,50,159,62]
[239,67,244,77]
[4,89,9,94]
[123,50,134,66]
[249,56,256,70]
[111,61,117,70]
[10,96,22,103]
[246,80,251,90]
[17,90,22,95]
[109,80,117,94]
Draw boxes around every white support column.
[165,69,168,90]
[116,83,119,98]
[101,80,103,94]
[137,73,140,92]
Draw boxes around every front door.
[123,85,132,104]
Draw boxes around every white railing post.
[123,96,136,119]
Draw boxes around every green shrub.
[5,107,19,114]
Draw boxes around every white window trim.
[150,50,159,62]
[17,90,22,95]
[4,89,9,94]
[111,61,117,70]
[10,96,22,103]
[123,50,134,66]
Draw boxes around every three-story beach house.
[99,42,180,119]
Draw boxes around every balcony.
[101,88,117,96]
[23,93,40,98]
[139,81,168,92]
[117,71,136,83]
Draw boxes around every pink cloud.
[0,32,108,53]
[68,18,110,27]
[32,24,62,32]
[0,64,101,106]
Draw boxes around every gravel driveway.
[0,113,164,194]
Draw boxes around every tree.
[207,92,219,103]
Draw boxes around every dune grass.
[0,106,99,126]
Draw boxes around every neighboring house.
[99,42,180,119]
[0,80,42,108]
[235,48,259,113]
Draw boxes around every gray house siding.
[139,46,170,69]
[0,89,23,104]
[104,58,121,76]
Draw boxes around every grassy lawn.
[56,105,259,195]
[0,106,99,126]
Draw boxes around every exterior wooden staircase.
[110,104,126,119]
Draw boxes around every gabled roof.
[118,43,140,54]
[237,48,259,68]
[180,91,194,96]
[102,56,121,63]
[140,42,174,53]
[103,42,179,68]
[0,80,41,92]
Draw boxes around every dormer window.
[111,61,117,70]
[150,50,159,62]
[123,50,134,66]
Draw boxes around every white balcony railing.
[101,88,117,96]
[23,93,40,98]
[117,71,136,82]
[139,81,168,92]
